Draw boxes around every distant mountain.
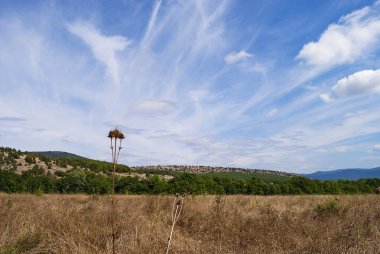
[305,167,380,180]
[33,151,83,159]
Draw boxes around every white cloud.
[332,69,380,97]
[267,108,278,117]
[224,50,252,64]
[67,22,130,84]
[333,146,352,153]
[132,100,177,116]
[297,3,380,68]
[374,144,380,151]
[232,155,256,167]
[320,93,334,103]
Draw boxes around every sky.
[1,0,380,173]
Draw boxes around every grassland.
[1,194,379,254]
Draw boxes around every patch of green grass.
[314,200,344,218]
[0,245,16,254]
[0,232,41,254]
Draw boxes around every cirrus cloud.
[374,144,380,151]
[132,100,177,116]
[0,116,27,122]
[267,108,278,117]
[320,93,334,103]
[67,22,131,84]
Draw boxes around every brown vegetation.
[0,194,379,253]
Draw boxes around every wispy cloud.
[320,93,334,103]
[224,50,252,64]
[267,108,278,117]
[131,100,177,116]
[374,144,380,151]
[0,117,27,122]
[141,0,162,48]
[67,22,131,84]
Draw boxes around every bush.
[314,200,341,217]
[25,156,35,164]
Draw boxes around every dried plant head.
[117,132,125,140]
[108,128,125,140]
[113,129,120,138]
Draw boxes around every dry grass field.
[0,194,379,254]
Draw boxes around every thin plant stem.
[108,128,125,254]
[166,195,184,254]
[112,137,118,254]
[116,139,122,163]
[166,205,178,254]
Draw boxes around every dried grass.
[0,194,379,253]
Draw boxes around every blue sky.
[1,0,380,173]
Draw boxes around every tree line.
[0,166,379,195]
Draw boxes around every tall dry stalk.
[108,128,125,254]
[166,193,184,254]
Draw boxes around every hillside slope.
[0,147,296,181]
[33,151,83,159]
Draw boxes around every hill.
[305,167,380,180]
[132,165,297,179]
[0,147,293,183]
[33,151,83,159]
[0,146,297,182]
[1,146,380,195]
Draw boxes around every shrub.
[314,200,341,217]
[25,156,35,164]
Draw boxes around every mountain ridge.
[304,167,380,180]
